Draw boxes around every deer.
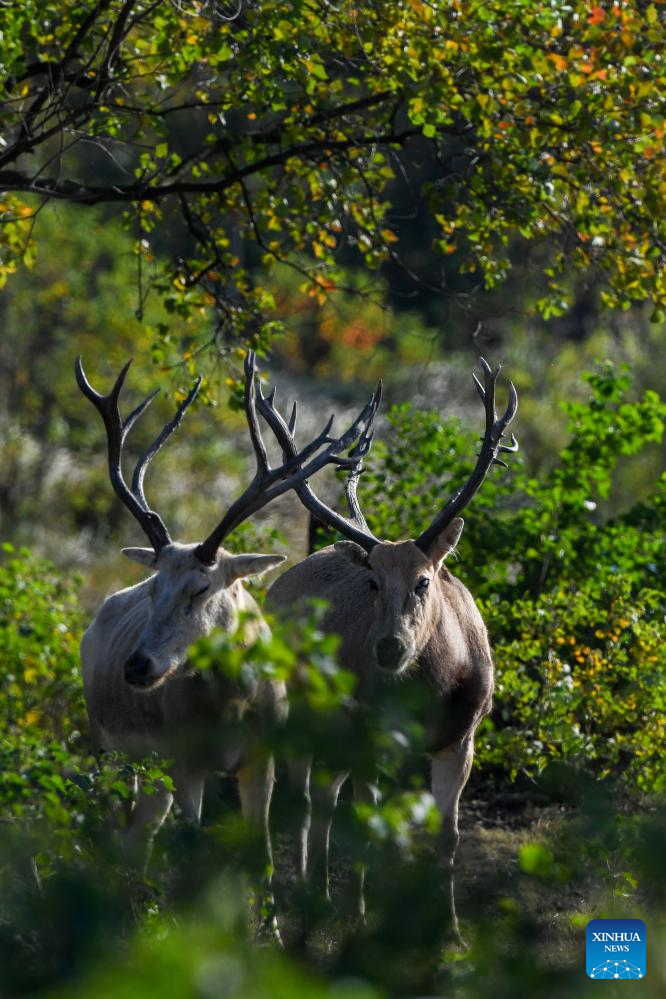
[75,352,380,879]
[260,358,518,942]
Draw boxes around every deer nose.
[374,635,409,672]
[124,651,155,687]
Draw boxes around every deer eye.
[368,578,379,592]
[183,584,210,617]
[415,577,430,594]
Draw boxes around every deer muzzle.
[374,635,413,673]
[124,650,157,688]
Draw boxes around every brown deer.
[76,352,379,871]
[262,358,518,940]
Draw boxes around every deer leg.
[122,770,139,827]
[287,756,312,880]
[123,780,174,871]
[237,754,276,872]
[237,755,280,940]
[430,736,474,944]
[172,771,205,825]
[351,777,379,922]
[308,770,349,901]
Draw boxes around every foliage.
[0,543,85,741]
[0,546,170,864]
[1,0,665,360]
[351,364,666,792]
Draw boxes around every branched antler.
[414,356,518,554]
[195,353,382,562]
[255,375,383,553]
[75,357,201,553]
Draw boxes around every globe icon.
[589,958,643,979]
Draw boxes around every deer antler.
[255,377,382,553]
[414,356,518,555]
[75,357,201,553]
[342,413,376,534]
[195,353,382,563]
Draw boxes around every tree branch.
[0,127,429,204]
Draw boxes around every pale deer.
[262,358,518,940]
[76,352,379,872]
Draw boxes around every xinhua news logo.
[586,918,646,980]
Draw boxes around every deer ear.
[122,547,157,568]
[427,517,464,566]
[226,553,286,583]
[334,540,370,568]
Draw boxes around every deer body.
[256,356,517,940]
[268,527,493,935]
[82,541,287,860]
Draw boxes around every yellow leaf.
[548,53,567,72]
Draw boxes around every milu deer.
[76,352,379,870]
[261,358,518,940]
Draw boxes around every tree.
[1,0,665,356]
